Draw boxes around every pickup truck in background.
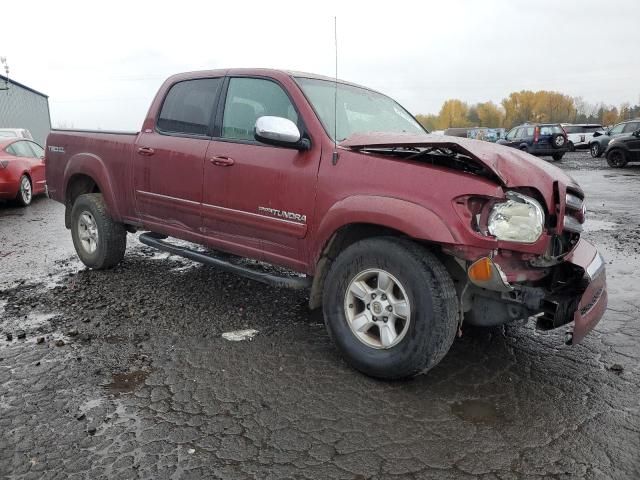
[45,69,608,379]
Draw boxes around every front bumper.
[564,239,608,344]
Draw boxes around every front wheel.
[606,149,628,168]
[322,237,458,380]
[70,193,127,269]
[590,143,601,158]
[552,152,564,162]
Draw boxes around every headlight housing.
[487,191,545,243]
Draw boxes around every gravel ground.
[0,151,639,479]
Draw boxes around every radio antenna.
[332,16,339,165]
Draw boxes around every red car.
[0,138,46,206]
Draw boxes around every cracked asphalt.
[1,152,639,479]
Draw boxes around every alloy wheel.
[78,211,99,254]
[344,268,411,349]
[20,176,32,205]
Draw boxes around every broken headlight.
[487,192,544,243]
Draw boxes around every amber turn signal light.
[468,257,493,282]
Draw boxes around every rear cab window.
[157,78,222,136]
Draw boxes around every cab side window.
[222,78,298,141]
[157,78,222,136]
[623,122,640,133]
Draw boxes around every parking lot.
[1,151,639,479]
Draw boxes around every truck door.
[133,77,222,236]
[202,76,319,271]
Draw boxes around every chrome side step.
[138,232,311,290]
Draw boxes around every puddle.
[451,399,501,424]
[105,370,150,395]
[584,219,617,231]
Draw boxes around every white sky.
[1,0,637,130]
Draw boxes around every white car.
[561,124,603,151]
[0,128,33,140]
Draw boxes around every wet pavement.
[1,151,639,479]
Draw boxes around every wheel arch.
[308,196,457,310]
[62,153,119,228]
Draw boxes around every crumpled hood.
[340,132,581,197]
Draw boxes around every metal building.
[0,74,51,146]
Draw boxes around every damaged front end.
[450,186,606,345]
[341,133,608,345]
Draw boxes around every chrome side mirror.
[254,116,309,150]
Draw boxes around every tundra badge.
[258,206,306,223]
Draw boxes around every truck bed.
[45,129,140,224]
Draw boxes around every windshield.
[295,77,426,142]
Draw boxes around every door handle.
[137,147,155,156]
[210,156,235,167]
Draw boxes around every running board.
[138,232,311,290]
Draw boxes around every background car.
[0,138,46,206]
[497,123,568,161]
[589,119,640,157]
[604,128,640,168]
[0,128,34,140]
[561,123,603,151]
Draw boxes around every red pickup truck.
[45,68,607,379]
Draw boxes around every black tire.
[519,145,529,153]
[322,237,458,380]
[568,141,575,152]
[606,149,628,168]
[590,143,602,158]
[14,174,32,207]
[552,152,564,162]
[70,193,126,269]
[551,133,566,149]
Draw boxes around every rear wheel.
[551,134,566,149]
[590,143,601,158]
[606,149,628,168]
[15,175,32,207]
[322,237,458,380]
[71,193,127,269]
